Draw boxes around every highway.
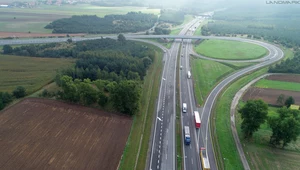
[0,21,284,170]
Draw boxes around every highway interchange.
[0,17,284,170]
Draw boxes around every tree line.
[239,99,300,148]
[44,12,157,34]
[269,50,300,73]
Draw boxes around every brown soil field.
[0,98,132,170]
[0,32,85,38]
[242,87,300,105]
[266,74,300,83]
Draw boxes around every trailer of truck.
[194,111,201,128]
[184,126,191,145]
[200,147,210,170]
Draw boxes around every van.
[182,103,187,113]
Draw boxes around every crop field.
[254,79,300,92]
[194,39,267,60]
[0,5,159,34]
[242,87,300,105]
[191,57,234,105]
[0,98,132,170]
[0,54,75,93]
[266,74,300,83]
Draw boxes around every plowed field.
[266,74,300,83]
[242,87,300,105]
[0,98,132,170]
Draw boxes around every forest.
[202,4,300,48]
[269,50,300,73]
[44,12,157,34]
[2,36,157,115]
[159,9,184,25]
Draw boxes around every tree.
[3,45,13,54]
[98,92,108,106]
[60,75,79,102]
[276,94,285,106]
[67,38,72,43]
[117,34,126,44]
[238,99,268,139]
[285,96,295,108]
[77,79,97,106]
[13,86,26,98]
[111,80,141,115]
[268,107,300,148]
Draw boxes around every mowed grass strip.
[191,57,234,105]
[255,79,300,92]
[0,54,75,93]
[194,39,267,60]
[236,105,300,170]
[214,67,268,169]
[119,46,163,170]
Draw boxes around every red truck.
[194,111,201,128]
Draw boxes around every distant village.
[0,0,92,8]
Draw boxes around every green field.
[170,28,182,35]
[119,45,162,170]
[0,54,75,94]
[213,67,268,169]
[0,5,160,33]
[194,39,268,60]
[191,57,234,106]
[236,104,300,170]
[255,79,300,92]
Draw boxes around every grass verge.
[212,67,268,170]
[194,39,268,60]
[191,57,234,106]
[176,44,183,170]
[119,46,163,170]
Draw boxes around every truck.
[187,71,191,79]
[194,111,201,128]
[200,147,210,170]
[182,103,187,113]
[184,126,191,145]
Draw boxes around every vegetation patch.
[45,12,157,34]
[254,79,300,92]
[0,54,75,93]
[194,39,267,60]
[214,67,268,169]
[159,9,184,25]
[191,57,234,106]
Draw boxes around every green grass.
[191,57,234,106]
[194,20,208,36]
[176,44,183,170]
[213,67,268,170]
[144,39,173,49]
[119,45,163,170]
[182,15,194,25]
[220,62,257,70]
[0,54,75,94]
[236,105,300,170]
[0,5,160,33]
[170,28,182,35]
[194,39,268,60]
[255,79,300,92]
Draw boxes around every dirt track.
[266,74,300,83]
[0,98,132,170]
[242,87,300,105]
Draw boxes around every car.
[181,54,183,57]
[180,66,183,70]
